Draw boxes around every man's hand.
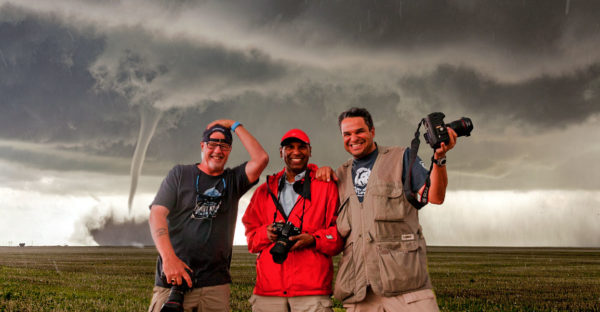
[435,128,457,159]
[266,224,278,242]
[206,119,235,129]
[205,119,268,183]
[289,233,315,251]
[315,166,338,182]
[162,255,193,288]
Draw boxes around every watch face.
[436,157,446,165]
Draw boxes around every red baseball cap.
[280,129,310,146]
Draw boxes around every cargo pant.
[343,288,439,312]
[148,284,230,312]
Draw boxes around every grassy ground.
[1,246,599,311]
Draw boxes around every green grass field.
[1,246,599,311]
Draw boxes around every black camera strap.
[267,170,311,232]
[404,120,433,210]
[267,175,289,222]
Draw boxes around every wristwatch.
[432,156,447,166]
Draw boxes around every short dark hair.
[338,107,374,130]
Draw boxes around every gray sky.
[1,0,599,247]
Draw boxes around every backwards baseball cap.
[280,128,310,146]
[202,124,233,145]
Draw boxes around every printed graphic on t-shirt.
[192,184,225,220]
[354,167,371,198]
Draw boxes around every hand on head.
[206,119,235,129]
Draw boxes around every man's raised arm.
[423,128,457,204]
[206,119,269,183]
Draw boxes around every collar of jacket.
[268,163,318,193]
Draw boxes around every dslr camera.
[269,221,301,264]
[423,112,473,149]
[160,273,192,312]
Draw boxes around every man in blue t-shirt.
[148,119,269,312]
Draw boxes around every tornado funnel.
[128,105,162,213]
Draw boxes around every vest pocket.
[370,184,407,221]
[373,220,413,242]
[376,241,427,293]
[334,242,355,302]
[336,196,352,237]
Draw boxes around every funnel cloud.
[128,106,162,212]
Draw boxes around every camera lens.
[446,117,473,137]
[270,240,290,264]
[160,286,185,312]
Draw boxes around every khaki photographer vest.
[333,145,432,303]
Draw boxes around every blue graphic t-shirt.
[352,148,378,202]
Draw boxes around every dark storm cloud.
[229,0,600,53]
[0,4,127,143]
[398,63,600,130]
[0,4,289,174]
[1,0,599,193]
[92,26,289,106]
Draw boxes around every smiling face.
[340,116,376,159]
[280,141,311,180]
[200,132,231,175]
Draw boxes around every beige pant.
[343,289,439,312]
[148,284,230,312]
[249,294,333,312]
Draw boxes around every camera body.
[160,274,192,312]
[423,112,473,149]
[269,221,301,264]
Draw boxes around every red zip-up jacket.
[242,164,344,297]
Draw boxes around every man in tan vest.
[316,107,458,311]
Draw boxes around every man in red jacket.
[242,128,344,312]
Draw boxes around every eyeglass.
[205,142,232,151]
